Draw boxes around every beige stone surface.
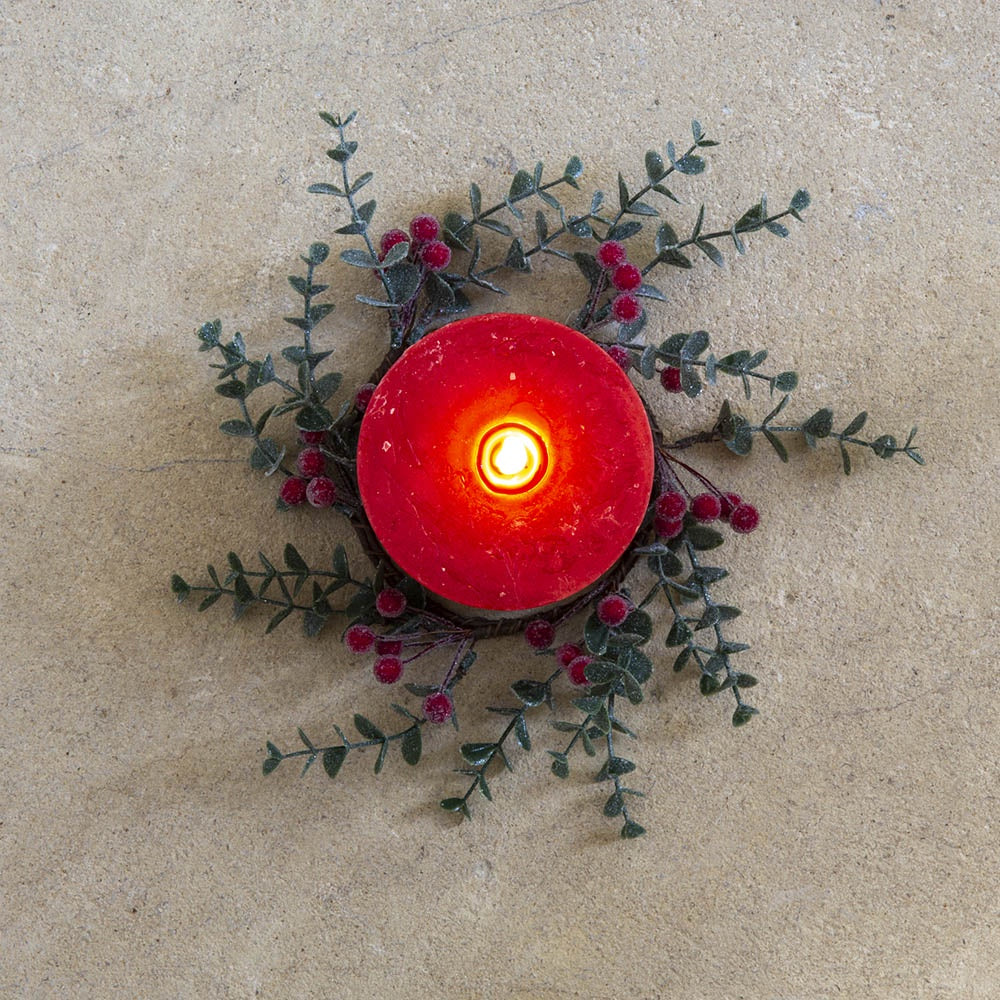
[2,1,998,997]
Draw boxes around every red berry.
[279,476,308,506]
[597,594,631,628]
[596,240,627,270]
[409,214,439,243]
[556,642,584,668]
[691,492,722,522]
[611,292,642,324]
[660,366,683,393]
[655,490,687,520]
[654,515,685,539]
[355,383,376,412]
[305,476,337,508]
[611,263,642,292]
[296,447,326,478]
[373,655,403,684]
[719,492,742,520]
[375,587,407,619]
[423,691,454,724]
[566,655,592,687]
[344,623,376,654]
[420,240,451,272]
[524,619,556,649]
[299,430,325,444]
[730,502,760,534]
[375,638,403,656]
[605,345,631,370]
[379,229,409,260]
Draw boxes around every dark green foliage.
[171,110,925,843]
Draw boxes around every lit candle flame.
[477,423,548,495]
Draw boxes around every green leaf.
[308,242,330,264]
[170,574,190,600]
[265,607,293,634]
[773,371,798,393]
[303,611,327,637]
[354,714,384,741]
[645,150,665,182]
[842,411,868,436]
[283,543,308,574]
[697,240,725,267]
[617,172,630,213]
[549,752,569,779]
[313,372,342,402]
[763,429,789,462]
[511,679,548,707]
[803,408,834,438]
[666,620,692,646]
[383,262,421,304]
[461,742,496,767]
[765,220,789,238]
[505,237,530,272]
[584,615,610,655]
[659,249,692,269]
[513,715,531,751]
[332,544,349,579]
[400,725,422,766]
[732,704,759,726]
[509,169,534,200]
[621,819,646,839]
[340,247,379,268]
[604,791,624,817]
[790,189,811,212]
[607,757,635,776]
[439,797,467,814]
[262,756,281,775]
[564,155,583,182]
[322,746,347,779]
[608,220,642,241]
[215,380,246,400]
[308,182,344,197]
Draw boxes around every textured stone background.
[3,2,998,997]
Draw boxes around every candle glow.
[477,422,548,495]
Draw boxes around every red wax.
[356,313,654,612]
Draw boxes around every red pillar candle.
[356,313,654,613]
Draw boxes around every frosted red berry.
[566,655,592,687]
[355,383,376,412]
[379,229,409,260]
[730,502,761,534]
[296,447,325,478]
[373,655,404,684]
[375,638,403,656]
[720,492,742,520]
[611,292,642,324]
[654,515,685,539]
[420,240,451,272]
[344,623,376,654]
[556,642,584,668]
[611,263,642,292]
[596,240,627,270]
[279,476,308,506]
[691,492,722,522]
[597,594,631,628]
[305,476,337,508]
[375,587,407,619]
[655,490,687,520]
[299,430,325,444]
[409,214,439,243]
[524,619,556,650]
[660,366,683,393]
[423,691,454,724]
[606,345,631,370]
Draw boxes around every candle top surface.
[356,313,654,612]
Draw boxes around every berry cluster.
[279,430,338,509]
[522,591,635,688]
[654,488,760,539]
[343,589,456,725]
[378,214,452,273]
[596,240,644,326]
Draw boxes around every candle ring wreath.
[171,111,924,839]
